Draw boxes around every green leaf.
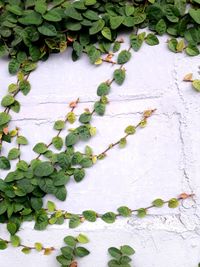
[1,95,15,107]
[117,50,131,64]
[52,136,63,150]
[47,201,56,212]
[192,80,200,92]
[19,80,31,95]
[185,45,199,56]
[125,5,135,16]
[83,10,99,20]
[74,246,90,257]
[54,172,70,186]
[189,8,200,24]
[0,240,7,250]
[89,19,105,35]
[125,125,136,135]
[83,210,97,222]
[86,45,101,64]
[61,246,73,259]
[64,236,77,247]
[67,112,76,124]
[11,235,20,247]
[94,101,106,116]
[38,22,57,36]
[101,212,116,223]
[119,138,127,148]
[0,45,7,58]
[113,42,121,53]
[0,156,10,170]
[35,242,43,252]
[43,9,62,22]
[120,245,135,256]
[168,38,178,53]
[0,112,11,126]
[117,206,131,217]
[6,5,23,15]
[130,33,145,52]
[8,148,20,160]
[33,143,47,154]
[74,168,85,182]
[108,247,122,259]
[101,27,112,41]
[8,59,20,74]
[55,186,67,201]
[65,132,79,146]
[80,157,93,168]
[152,198,164,207]
[34,162,54,177]
[145,34,159,46]
[21,247,31,254]
[17,160,28,171]
[8,83,18,94]
[79,113,92,124]
[29,45,41,61]
[65,6,83,21]
[56,255,71,265]
[35,1,47,14]
[85,0,97,5]
[133,13,146,24]
[156,19,167,35]
[114,69,126,85]
[137,208,147,218]
[31,197,43,210]
[11,100,20,113]
[17,136,28,145]
[19,12,43,25]
[54,120,65,130]
[77,234,89,244]
[110,16,124,30]
[69,216,81,228]
[7,222,17,235]
[97,82,110,96]
[168,198,179,208]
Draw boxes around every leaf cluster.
[56,234,90,267]
[108,245,135,267]
[0,0,199,75]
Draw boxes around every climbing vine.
[0,0,199,266]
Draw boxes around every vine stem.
[90,44,133,116]
[96,109,156,158]
[0,73,30,155]
[46,193,194,221]
[35,97,79,160]
[1,239,55,254]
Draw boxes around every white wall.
[0,35,200,267]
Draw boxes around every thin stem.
[96,109,156,158]
[0,73,30,154]
[46,193,194,221]
[35,98,79,160]
[2,239,55,253]
[16,128,21,162]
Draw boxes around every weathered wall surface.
[0,36,200,267]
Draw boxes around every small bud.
[183,73,193,82]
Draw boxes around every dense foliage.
[0,0,198,266]
[0,0,200,75]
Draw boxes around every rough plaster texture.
[0,36,200,267]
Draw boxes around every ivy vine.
[0,0,198,266]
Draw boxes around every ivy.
[0,0,198,265]
[57,234,90,266]
[108,245,135,267]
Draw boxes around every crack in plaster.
[173,56,193,194]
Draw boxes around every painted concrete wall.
[0,35,200,267]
